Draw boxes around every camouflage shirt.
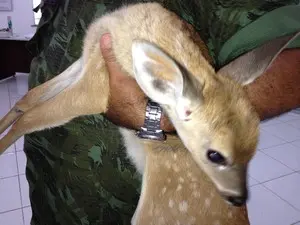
[25,0,300,224]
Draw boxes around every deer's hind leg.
[0,63,110,154]
[0,59,83,136]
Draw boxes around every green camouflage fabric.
[24,1,300,224]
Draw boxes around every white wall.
[0,0,36,36]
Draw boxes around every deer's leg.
[0,62,109,154]
[0,59,82,136]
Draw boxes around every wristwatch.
[136,99,166,141]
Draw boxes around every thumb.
[100,33,117,64]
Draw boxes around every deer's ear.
[132,40,184,106]
[132,41,199,120]
[217,31,300,85]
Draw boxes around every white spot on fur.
[161,186,167,195]
[173,153,177,160]
[178,201,188,213]
[176,184,182,191]
[167,178,171,183]
[165,160,171,169]
[178,177,184,183]
[187,172,192,178]
[228,211,233,218]
[205,198,211,207]
[192,191,201,198]
[169,199,174,208]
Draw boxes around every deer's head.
[132,31,300,206]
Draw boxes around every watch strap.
[136,99,166,141]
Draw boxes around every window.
[32,0,42,25]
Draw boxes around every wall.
[0,0,36,36]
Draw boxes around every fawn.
[0,2,298,224]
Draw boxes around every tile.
[20,175,30,207]
[9,97,20,109]
[0,176,22,212]
[248,151,293,183]
[263,143,300,171]
[0,209,23,225]
[0,82,8,93]
[3,76,16,84]
[291,140,300,148]
[0,81,10,118]
[15,73,29,94]
[287,119,300,130]
[248,176,259,186]
[17,151,26,175]
[260,117,283,127]
[0,96,10,118]
[8,83,23,99]
[264,173,300,211]
[277,112,300,122]
[0,78,9,84]
[15,136,24,152]
[262,123,300,142]
[8,74,28,99]
[257,130,286,150]
[23,206,32,225]
[291,108,300,114]
[0,153,18,178]
[247,185,300,225]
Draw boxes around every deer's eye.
[207,150,226,165]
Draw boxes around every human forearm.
[100,33,175,132]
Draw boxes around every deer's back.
[83,2,213,78]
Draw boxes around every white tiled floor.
[0,74,30,225]
[0,74,300,225]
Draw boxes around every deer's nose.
[225,196,247,207]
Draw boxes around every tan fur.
[0,2,287,224]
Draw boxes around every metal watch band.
[136,99,166,141]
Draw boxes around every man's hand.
[100,33,175,132]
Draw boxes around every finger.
[100,33,117,64]
[100,33,129,81]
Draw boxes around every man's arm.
[100,33,175,132]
